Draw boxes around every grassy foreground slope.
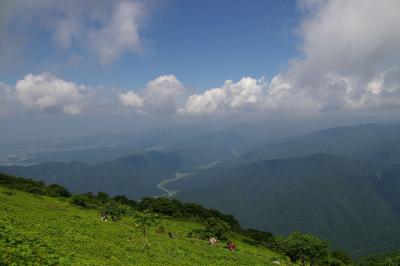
[0,186,284,266]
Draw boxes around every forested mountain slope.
[177,154,400,256]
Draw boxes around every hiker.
[227,241,236,251]
[208,236,218,245]
[101,212,108,222]
[168,232,175,239]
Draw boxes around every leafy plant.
[70,195,88,207]
[103,200,132,220]
[133,211,159,247]
[47,184,71,197]
[188,217,231,241]
[95,191,110,203]
[277,232,330,265]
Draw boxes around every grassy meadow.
[0,186,287,265]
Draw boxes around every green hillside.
[0,185,285,265]
[357,250,400,265]
[0,172,358,265]
[177,154,400,256]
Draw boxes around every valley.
[1,122,400,257]
[3,1,399,263]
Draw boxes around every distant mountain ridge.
[244,123,400,165]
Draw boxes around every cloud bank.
[288,0,400,111]
[177,0,400,115]
[1,0,400,118]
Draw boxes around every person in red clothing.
[227,241,236,251]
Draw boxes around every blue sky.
[1,0,400,139]
[1,0,300,91]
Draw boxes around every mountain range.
[1,121,400,256]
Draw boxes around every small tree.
[188,217,231,240]
[244,228,274,246]
[103,200,131,220]
[46,184,71,198]
[133,211,159,247]
[330,249,353,265]
[113,195,129,203]
[96,191,110,204]
[282,232,329,266]
[204,217,231,240]
[70,195,88,207]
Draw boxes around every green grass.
[0,186,288,265]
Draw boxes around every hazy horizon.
[1,0,400,141]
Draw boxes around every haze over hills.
[0,119,321,165]
[0,118,368,166]
[244,123,400,164]
[0,126,216,165]
[1,121,400,257]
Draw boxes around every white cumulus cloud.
[3,0,400,118]
[119,75,186,114]
[179,1,400,116]
[285,0,400,112]
[15,73,90,114]
[180,77,264,115]
[119,91,144,108]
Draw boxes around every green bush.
[95,191,110,203]
[70,195,89,207]
[137,197,240,229]
[113,194,137,208]
[276,232,330,265]
[357,251,400,266]
[28,186,46,196]
[331,249,353,265]
[243,228,274,246]
[188,217,231,240]
[47,184,71,198]
[0,173,71,199]
[103,200,132,219]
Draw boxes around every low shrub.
[70,195,88,208]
